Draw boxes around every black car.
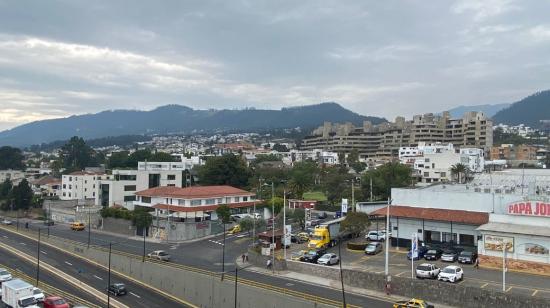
[108,283,127,296]
[317,212,328,219]
[302,250,326,263]
[458,251,478,264]
[44,220,54,226]
[424,248,443,260]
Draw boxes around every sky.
[0,0,549,131]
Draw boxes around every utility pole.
[351,178,355,212]
[502,244,507,292]
[87,208,91,248]
[338,237,347,307]
[234,266,238,308]
[283,181,287,260]
[370,177,373,202]
[36,229,41,286]
[384,197,391,278]
[271,182,275,274]
[107,242,112,308]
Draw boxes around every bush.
[347,242,368,250]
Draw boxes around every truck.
[307,217,349,249]
[2,279,40,308]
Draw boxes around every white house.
[60,171,111,200]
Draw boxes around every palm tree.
[450,163,468,183]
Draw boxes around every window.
[63,184,66,189]
[119,174,137,181]
[85,180,87,184]
[69,184,72,189]
[424,172,429,177]
[234,197,240,202]
[93,192,95,197]
[205,199,215,205]
[68,192,71,197]
[178,199,185,205]
[217,198,223,204]
[243,196,248,202]
[167,184,175,187]
[63,192,66,197]
[141,196,151,203]
[124,185,136,191]
[167,174,176,180]
[440,172,446,177]
[69,177,72,181]
[84,188,87,192]
[432,163,435,168]
[191,199,201,206]
[124,195,136,202]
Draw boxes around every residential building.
[301,111,493,160]
[61,171,110,200]
[30,176,61,197]
[0,170,25,185]
[280,149,340,166]
[490,144,539,166]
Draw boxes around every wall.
[389,217,479,247]
[285,260,550,308]
[101,217,136,237]
[41,236,333,308]
[151,220,223,242]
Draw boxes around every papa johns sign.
[508,201,550,217]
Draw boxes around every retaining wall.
[41,235,333,308]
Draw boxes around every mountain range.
[444,103,510,118]
[0,103,386,147]
[492,90,550,128]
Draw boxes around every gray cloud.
[0,0,549,131]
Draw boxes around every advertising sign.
[411,233,419,259]
[341,198,348,214]
[484,235,514,252]
[507,201,550,217]
[523,243,549,256]
[283,225,292,246]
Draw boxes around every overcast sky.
[0,0,549,131]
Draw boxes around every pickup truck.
[393,298,434,308]
[415,263,440,279]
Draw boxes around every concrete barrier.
[39,235,335,308]
[285,259,550,308]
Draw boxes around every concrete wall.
[285,260,550,308]
[41,236,330,308]
[152,220,222,242]
[101,217,136,237]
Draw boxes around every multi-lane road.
[4,219,393,307]
[0,226,190,308]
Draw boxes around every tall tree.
[149,152,177,162]
[107,151,130,169]
[0,146,25,170]
[59,136,98,171]
[126,149,153,167]
[10,179,33,210]
[361,162,412,201]
[198,154,250,188]
[341,212,370,237]
[450,163,468,184]
[272,143,289,152]
[0,178,12,200]
[215,205,232,223]
[288,161,318,198]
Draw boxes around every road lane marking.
[129,292,141,298]
[505,286,513,292]
[19,242,26,246]
[532,290,539,296]
[480,283,488,288]
[395,271,407,277]
[64,261,73,266]
[41,251,47,255]
[93,275,103,280]
[2,235,7,238]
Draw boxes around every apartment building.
[61,171,110,200]
[301,111,492,161]
[490,144,538,161]
[280,149,340,166]
[0,169,25,185]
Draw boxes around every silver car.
[0,268,12,282]
[147,250,171,261]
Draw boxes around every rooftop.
[136,185,253,198]
[371,205,489,225]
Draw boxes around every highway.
[11,220,393,307]
[0,226,191,308]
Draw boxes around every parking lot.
[285,238,550,300]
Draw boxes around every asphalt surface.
[0,226,189,308]
[12,220,393,308]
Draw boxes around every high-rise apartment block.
[301,111,492,160]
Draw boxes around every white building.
[0,170,25,185]
[61,171,111,200]
[281,149,340,166]
[30,176,61,197]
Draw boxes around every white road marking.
[236,234,246,238]
[93,275,103,280]
[130,292,141,298]
[41,251,47,255]
[2,235,7,238]
[208,240,224,246]
[19,242,26,246]
[64,261,73,266]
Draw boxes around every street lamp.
[384,197,392,280]
[36,228,41,286]
[108,242,112,308]
[261,182,275,273]
[338,234,347,307]
[281,180,288,260]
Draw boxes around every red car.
[43,296,70,308]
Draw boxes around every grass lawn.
[302,191,327,201]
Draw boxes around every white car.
[317,253,339,265]
[366,230,387,241]
[17,295,40,308]
[1,219,12,225]
[437,265,464,283]
[0,268,12,282]
[32,287,45,302]
[415,263,440,279]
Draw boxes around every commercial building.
[370,169,550,274]
[281,149,340,166]
[301,111,492,161]
[61,171,110,200]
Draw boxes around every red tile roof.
[32,176,61,185]
[136,185,253,198]
[151,201,257,212]
[370,205,489,225]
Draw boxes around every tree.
[216,205,232,224]
[261,197,284,216]
[321,166,353,204]
[149,152,177,162]
[272,143,289,152]
[340,212,370,238]
[0,146,25,170]
[0,178,12,200]
[288,161,318,198]
[239,217,254,234]
[361,162,412,201]
[107,151,130,169]
[10,179,33,210]
[126,149,153,167]
[253,154,281,165]
[346,149,366,173]
[59,136,98,171]
[450,163,468,184]
[132,207,153,229]
[290,208,305,229]
[198,154,251,188]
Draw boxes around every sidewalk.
[235,257,455,308]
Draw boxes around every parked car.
[108,283,127,296]
[291,250,306,261]
[317,212,328,219]
[415,263,440,279]
[393,298,434,308]
[458,250,478,264]
[423,248,443,261]
[407,246,429,260]
[365,242,383,255]
[0,268,12,282]
[43,220,54,226]
[70,222,85,231]
[441,248,463,262]
[228,224,241,234]
[302,250,325,263]
[317,253,339,265]
[366,230,386,241]
[297,232,309,242]
[32,287,45,302]
[1,219,12,225]
[147,250,171,261]
[43,296,70,308]
[438,265,464,283]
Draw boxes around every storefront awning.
[371,205,489,225]
[477,222,550,237]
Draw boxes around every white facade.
[281,149,340,166]
[0,170,25,185]
[61,172,110,200]
[459,148,485,173]
[413,150,460,183]
[389,217,480,247]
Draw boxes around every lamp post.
[36,228,41,286]
[338,235,347,307]
[384,197,391,279]
[221,222,226,281]
[281,180,287,260]
[502,243,507,292]
[87,208,91,248]
[142,226,147,262]
[107,242,112,308]
[270,182,275,273]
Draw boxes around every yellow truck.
[307,217,348,249]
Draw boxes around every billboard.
[484,235,514,252]
[341,198,348,213]
[507,201,550,217]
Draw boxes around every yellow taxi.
[70,222,85,231]
[228,224,241,234]
[297,232,309,242]
[393,298,434,308]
